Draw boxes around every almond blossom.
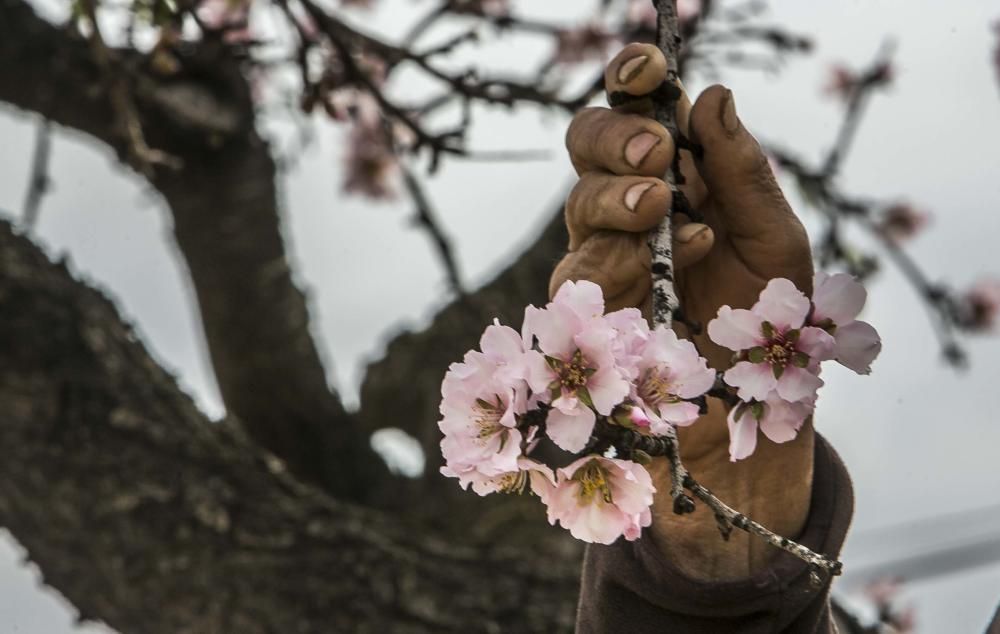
[631,327,715,434]
[810,272,882,374]
[726,395,814,462]
[957,277,1000,331]
[708,278,835,404]
[878,203,930,243]
[438,322,539,486]
[538,455,655,544]
[523,281,630,453]
[442,457,555,497]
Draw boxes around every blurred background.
[1,0,999,631]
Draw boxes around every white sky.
[1,0,999,632]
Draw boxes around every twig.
[596,419,843,578]
[401,165,464,297]
[21,119,52,230]
[647,0,683,329]
[821,41,895,178]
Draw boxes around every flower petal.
[775,365,823,403]
[797,326,836,361]
[724,361,777,402]
[758,400,806,444]
[754,278,810,330]
[708,306,765,351]
[727,407,759,461]
[834,320,882,374]
[523,305,574,359]
[586,368,630,415]
[813,272,866,325]
[656,400,701,427]
[546,407,597,453]
[553,279,606,321]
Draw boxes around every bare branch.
[21,118,51,230]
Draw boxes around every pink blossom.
[823,64,858,100]
[198,0,253,43]
[442,457,555,497]
[811,272,882,374]
[726,396,813,461]
[604,306,649,382]
[538,456,655,544]
[708,278,835,404]
[878,203,929,243]
[439,377,524,478]
[626,0,702,29]
[631,327,715,433]
[958,277,1000,331]
[553,23,614,65]
[439,322,540,485]
[342,95,399,199]
[523,281,630,453]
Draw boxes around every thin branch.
[595,418,843,579]
[21,118,52,230]
[647,0,683,329]
[821,40,895,178]
[401,165,464,297]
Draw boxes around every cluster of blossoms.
[440,275,880,544]
[707,274,881,461]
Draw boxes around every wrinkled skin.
[553,43,820,580]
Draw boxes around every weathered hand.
[552,43,816,579]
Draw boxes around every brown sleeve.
[576,434,854,634]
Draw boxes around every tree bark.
[0,220,578,633]
[0,0,384,502]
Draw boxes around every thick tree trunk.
[0,0,384,502]
[0,221,578,633]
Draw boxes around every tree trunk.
[0,220,578,633]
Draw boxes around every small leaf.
[761,321,776,340]
[772,364,785,380]
[475,398,494,410]
[791,352,810,368]
[577,386,595,410]
[749,401,765,420]
[747,346,767,363]
[583,366,598,377]
[786,328,800,343]
[544,355,563,371]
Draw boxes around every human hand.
[552,43,816,579]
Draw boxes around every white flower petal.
[813,272,866,325]
[834,320,882,374]
[775,365,823,403]
[545,407,596,453]
[727,407,759,461]
[724,361,778,402]
[754,278,811,330]
[708,306,764,351]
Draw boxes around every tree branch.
[0,219,578,633]
[0,0,388,500]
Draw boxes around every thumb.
[688,85,797,243]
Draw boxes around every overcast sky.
[1,0,999,632]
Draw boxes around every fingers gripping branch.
[640,1,842,581]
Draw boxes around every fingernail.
[617,55,649,84]
[624,182,654,211]
[721,89,739,136]
[625,132,660,168]
[676,223,708,244]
